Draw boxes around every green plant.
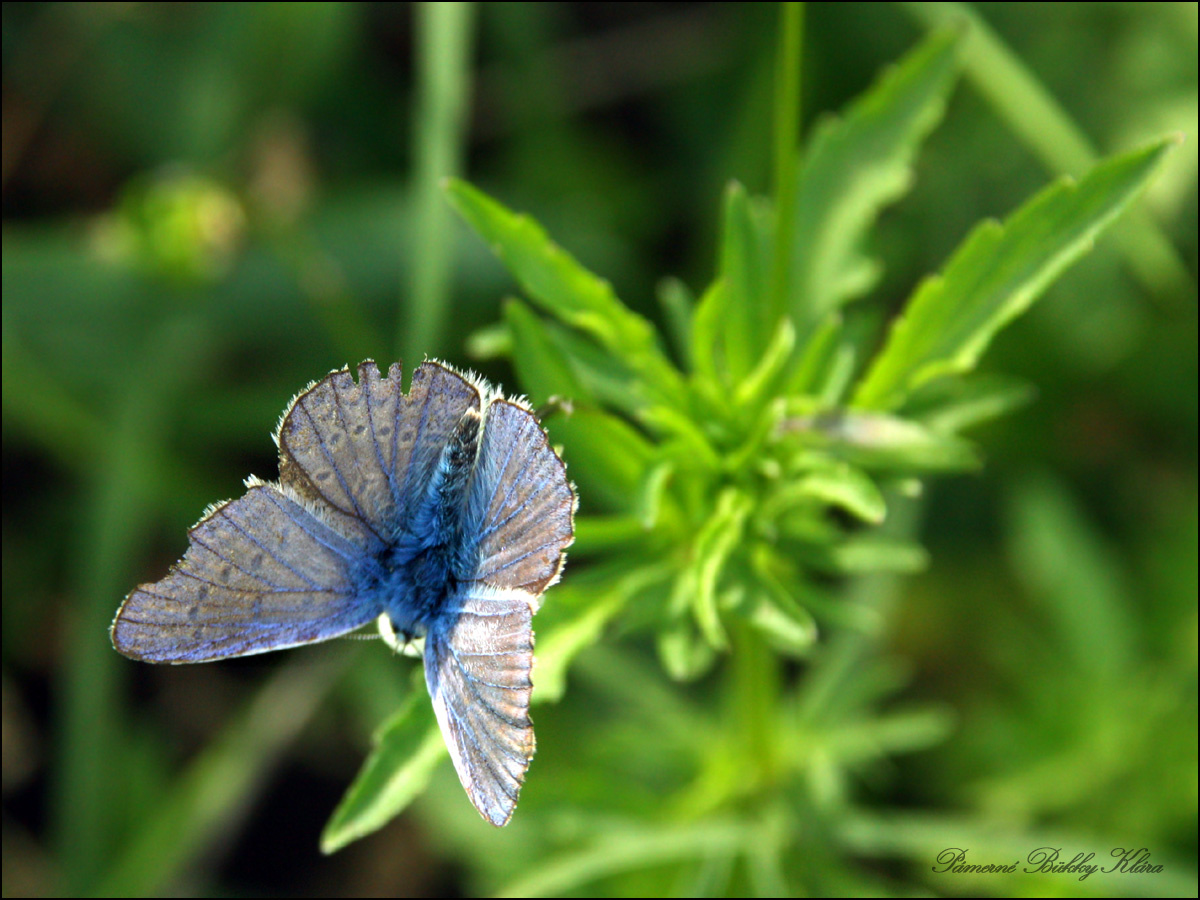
[320,26,1176,894]
[8,3,1187,895]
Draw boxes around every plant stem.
[768,1,805,325]
[729,616,782,788]
[402,2,476,362]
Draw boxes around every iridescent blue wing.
[276,360,482,541]
[463,400,575,600]
[111,482,382,662]
[424,585,538,826]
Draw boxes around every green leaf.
[532,590,628,704]
[503,298,589,406]
[496,818,755,897]
[766,460,887,525]
[904,372,1037,435]
[464,319,513,360]
[446,179,687,407]
[677,488,753,649]
[637,404,723,473]
[321,693,445,853]
[732,316,796,413]
[658,615,718,682]
[534,565,670,702]
[688,278,729,390]
[633,458,675,529]
[800,536,930,575]
[536,319,645,415]
[853,137,1177,410]
[547,408,654,514]
[787,30,960,334]
[739,556,821,658]
[787,310,844,395]
[656,276,694,365]
[717,181,775,383]
[572,514,649,555]
[902,1,1194,303]
[780,409,981,472]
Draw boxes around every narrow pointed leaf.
[781,409,981,472]
[657,276,695,365]
[504,298,590,406]
[446,179,687,406]
[322,694,444,853]
[689,278,730,389]
[788,30,960,334]
[718,181,775,383]
[853,138,1177,410]
[904,373,1037,435]
[794,462,887,525]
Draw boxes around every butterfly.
[111,360,576,826]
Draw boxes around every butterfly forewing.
[424,585,538,826]
[466,400,575,598]
[277,361,403,542]
[393,363,483,527]
[278,361,481,543]
[112,484,381,662]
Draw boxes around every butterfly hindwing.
[111,483,381,662]
[424,584,538,826]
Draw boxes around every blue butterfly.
[111,360,576,826]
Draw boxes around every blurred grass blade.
[638,404,723,472]
[497,818,752,898]
[572,514,647,555]
[634,458,675,529]
[102,651,351,892]
[853,137,1177,411]
[401,1,475,360]
[800,536,929,575]
[686,488,753,649]
[322,692,445,854]
[906,2,1096,170]
[768,2,805,325]
[689,277,730,389]
[533,588,629,704]
[64,318,211,894]
[902,1,1194,306]
[2,325,107,473]
[1006,474,1135,680]
[787,29,960,337]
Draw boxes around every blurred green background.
[3,3,1196,896]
